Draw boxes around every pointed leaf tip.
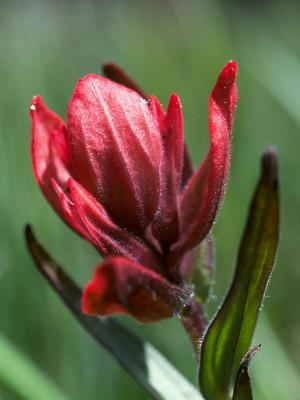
[25,224,40,265]
[25,223,32,238]
[240,344,261,368]
[232,345,261,400]
[25,225,35,256]
[261,147,279,186]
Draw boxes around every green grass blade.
[253,317,300,399]
[199,148,280,400]
[0,331,71,400]
[248,43,300,129]
[25,225,203,400]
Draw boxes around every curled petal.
[30,96,70,217]
[51,179,98,246]
[172,61,238,255]
[82,256,192,322]
[53,178,162,270]
[67,75,162,236]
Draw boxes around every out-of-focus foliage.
[0,0,299,399]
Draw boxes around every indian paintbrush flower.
[30,61,238,324]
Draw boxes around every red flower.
[30,61,238,322]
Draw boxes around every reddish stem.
[180,299,208,360]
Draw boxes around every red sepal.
[149,95,165,132]
[173,61,238,255]
[152,94,184,246]
[82,256,192,322]
[181,144,194,188]
[67,75,163,236]
[52,178,162,271]
[30,96,70,219]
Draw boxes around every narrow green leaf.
[0,331,71,400]
[25,225,203,400]
[199,148,280,400]
[232,344,261,400]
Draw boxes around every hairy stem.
[180,300,208,360]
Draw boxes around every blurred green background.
[0,0,299,398]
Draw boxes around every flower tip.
[211,60,239,104]
[168,92,182,109]
[221,60,238,83]
[30,95,42,113]
[227,59,238,72]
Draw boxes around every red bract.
[30,61,238,322]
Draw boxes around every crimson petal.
[53,178,162,271]
[164,94,184,190]
[149,95,165,132]
[51,179,99,246]
[172,61,238,255]
[181,144,194,188]
[30,96,70,218]
[67,75,163,236]
[82,256,192,322]
[152,94,184,246]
